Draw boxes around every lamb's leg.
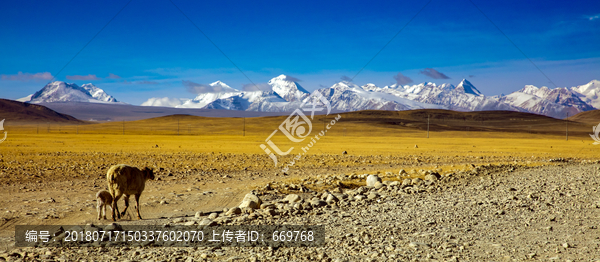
[120,195,130,218]
[112,194,121,221]
[97,201,102,220]
[135,194,142,220]
[102,203,107,220]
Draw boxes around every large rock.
[239,192,262,209]
[239,200,259,209]
[242,192,262,206]
[366,175,382,187]
[285,194,302,203]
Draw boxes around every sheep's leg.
[135,194,142,220]
[120,195,130,218]
[112,194,121,221]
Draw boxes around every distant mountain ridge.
[18,81,121,104]
[18,77,600,119]
[498,84,595,118]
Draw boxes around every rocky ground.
[2,162,600,261]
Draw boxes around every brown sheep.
[96,190,113,220]
[106,164,155,221]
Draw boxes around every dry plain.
[0,111,599,261]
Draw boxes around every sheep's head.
[142,167,155,180]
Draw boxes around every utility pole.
[566,112,568,141]
[427,115,430,138]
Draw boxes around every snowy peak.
[571,80,600,109]
[518,85,551,97]
[209,81,238,92]
[268,74,309,102]
[572,79,600,93]
[81,83,118,102]
[455,79,482,96]
[545,88,592,109]
[361,83,379,91]
[500,83,595,118]
[26,81,120,104]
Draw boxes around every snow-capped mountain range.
[18,81,122,104]
[18,76,600,119]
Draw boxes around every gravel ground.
[2,163,600,261]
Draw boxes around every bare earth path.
[2,163,600,261]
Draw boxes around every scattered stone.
[367,192,378,200]
[424,172,441,181]
[309,198,327,207]
[411,178,423,186]
[260,203,275,209]
[198,218,216,226]
[226,207,242,216]
[326,193,338,203]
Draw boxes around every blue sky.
[1,0,599,104]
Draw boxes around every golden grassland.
[1,113,598,183]
[3,116,598,159]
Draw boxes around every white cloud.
[1,71,53,81]
[66,74,100,80]
[141,97,188,107]
[107,73,121,79]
